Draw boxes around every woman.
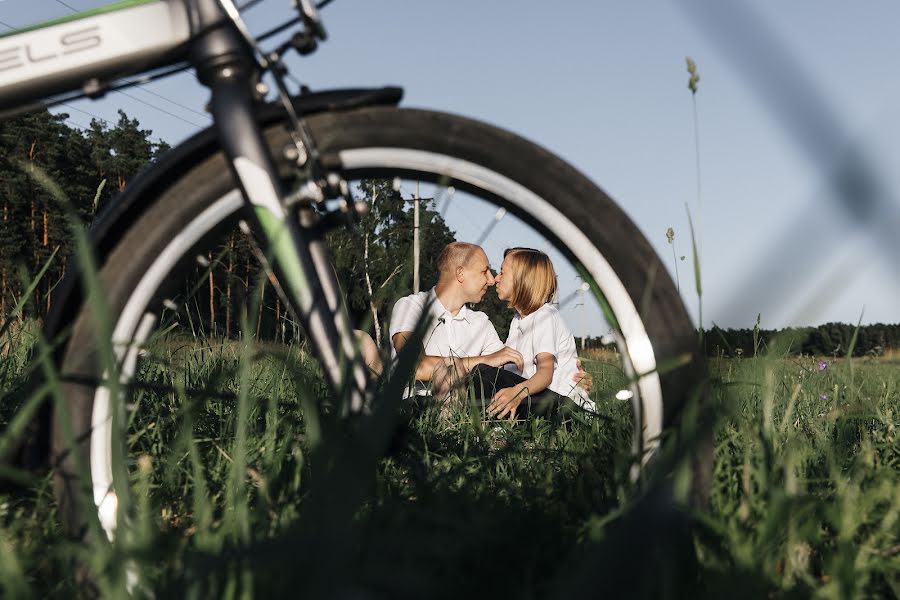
[470,247,594,419]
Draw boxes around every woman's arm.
[487,353,555,419]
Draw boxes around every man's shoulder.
[392,291,429,312]
[465,308,501,338]
[389,291,433,340]
[465,307,493,324]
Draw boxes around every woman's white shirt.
[504,303,594,412]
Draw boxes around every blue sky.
[3,0,899,335]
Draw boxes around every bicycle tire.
[52,105,701,542]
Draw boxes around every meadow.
[0,322,897,598]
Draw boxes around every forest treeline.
[584,322,899,357]
[698,322,900,357]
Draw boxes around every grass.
[0,324,898,598]
[703,353,899,597]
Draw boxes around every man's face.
[460,249,495,303]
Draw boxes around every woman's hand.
[487,385,528,420]
[573,359,593,392]
[481,346,524,372]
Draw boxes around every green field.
[0,330,898,598]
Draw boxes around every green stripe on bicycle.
[0,0,158,39]
[253,206,314,311]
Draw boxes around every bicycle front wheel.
[53,105,700,546]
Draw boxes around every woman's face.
[494,256,513,302]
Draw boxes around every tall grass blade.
[0,247,59,340]
[685,203,703,334]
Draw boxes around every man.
[389,242,591,399]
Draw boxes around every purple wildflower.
[817,360,827,371]
[819,393,828,401]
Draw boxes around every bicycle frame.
[0,0,370,410]
[0,0,190,116]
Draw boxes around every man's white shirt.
[389,288,504,360]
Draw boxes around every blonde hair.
[437,242,482,279]
[502,247,557,315]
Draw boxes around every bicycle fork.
[192,8,369,413]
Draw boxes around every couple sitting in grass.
[388,242,594,419]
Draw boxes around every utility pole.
[413,181,420,293]
[399,183,433,294]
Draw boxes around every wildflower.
[819,394,828,401]
[817,360,827,371]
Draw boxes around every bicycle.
[0,0,701,558]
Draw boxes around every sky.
[2,0,900,336]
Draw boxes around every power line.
[53,0,81,12]
[112,89,205,129]
[132,84,211,121]
[59,102,106,123]
[54,103,169,145]
[0,19,17,31]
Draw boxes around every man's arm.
[392,331,447,381]
[392,332,524,381]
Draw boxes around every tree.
[0,108,165,321]
[87,110,167,212]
